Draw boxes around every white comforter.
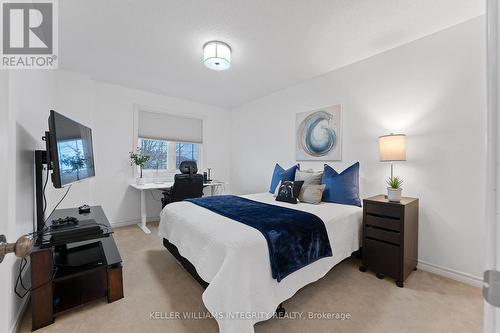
[158,193,362,333]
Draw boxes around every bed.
[158,192,362,333]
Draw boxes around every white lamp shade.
[203,41,231,70]
[379,134,406,161]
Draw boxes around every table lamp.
[379,133,406,179]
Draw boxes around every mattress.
[158,192,362,333]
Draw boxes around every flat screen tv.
[47,110,95,188]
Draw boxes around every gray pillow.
[295,170,323,185]
[299,184,326,204]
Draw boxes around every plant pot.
[136,177,145,185]
[387,187,402,202]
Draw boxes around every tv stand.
[34,149,48,232]
[30,206,123,331]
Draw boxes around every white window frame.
[133,104,204,181]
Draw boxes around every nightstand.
[359,195,419,287]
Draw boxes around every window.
[138,138,200,176]
[175,143,198,169]
[139,138,168,170]
[136,110,203,179]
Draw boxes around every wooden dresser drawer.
[365,226,400,245]
[365,202,401,219]
[365,214,401,231]
[364,238,400,279]
[361,195,419,287]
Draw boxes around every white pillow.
[299,184,326,204]
[295,169,323,185]
[274,169,323,198]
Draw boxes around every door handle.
[0,234,33,263]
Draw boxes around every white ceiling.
[59,0,484,108]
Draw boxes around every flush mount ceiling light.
[203,41,231,71]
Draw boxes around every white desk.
[129,181,226,234]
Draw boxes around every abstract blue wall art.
[296,105,342,161]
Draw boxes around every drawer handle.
[366,213,400,221]
[366,236,400,247]
[366,225,400,234]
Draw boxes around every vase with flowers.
[129,148,150,185]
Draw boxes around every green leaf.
[386,176,403,189]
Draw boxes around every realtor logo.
[1,0,58,69]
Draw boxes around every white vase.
[387,187,402,202]
[136,177,145,185]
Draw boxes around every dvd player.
[49,219,104,243]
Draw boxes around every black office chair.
[161,161,204,208]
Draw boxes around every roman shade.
[138,111,203,143]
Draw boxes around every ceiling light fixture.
[203,41,231,71]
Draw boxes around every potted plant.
[386,176,403,202]
[129,148,150,185]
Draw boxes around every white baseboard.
[110,217,160,229]
[10,294,29,333]
[417,260,483,288]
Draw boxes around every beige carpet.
[19,222,482,333]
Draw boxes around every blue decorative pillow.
[322,162,361,207]
[269,163,299,193]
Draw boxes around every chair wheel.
[359,266,367,272]
[414,267,417,271]
[376,273,384,279]
[396,281,404,288]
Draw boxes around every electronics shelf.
[30,206,123,331]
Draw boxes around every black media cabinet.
[30,206,123,331]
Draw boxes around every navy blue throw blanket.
[186,195,332,282]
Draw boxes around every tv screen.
[48,111,95,188]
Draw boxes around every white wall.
[50,71,96,209]
[7,70,231,225]
[5,69,57,333]
[0,71,11,333]
[91,81,231,224]
[230,17,486,280]
[3,69,230,332]
[1,15,486,332]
